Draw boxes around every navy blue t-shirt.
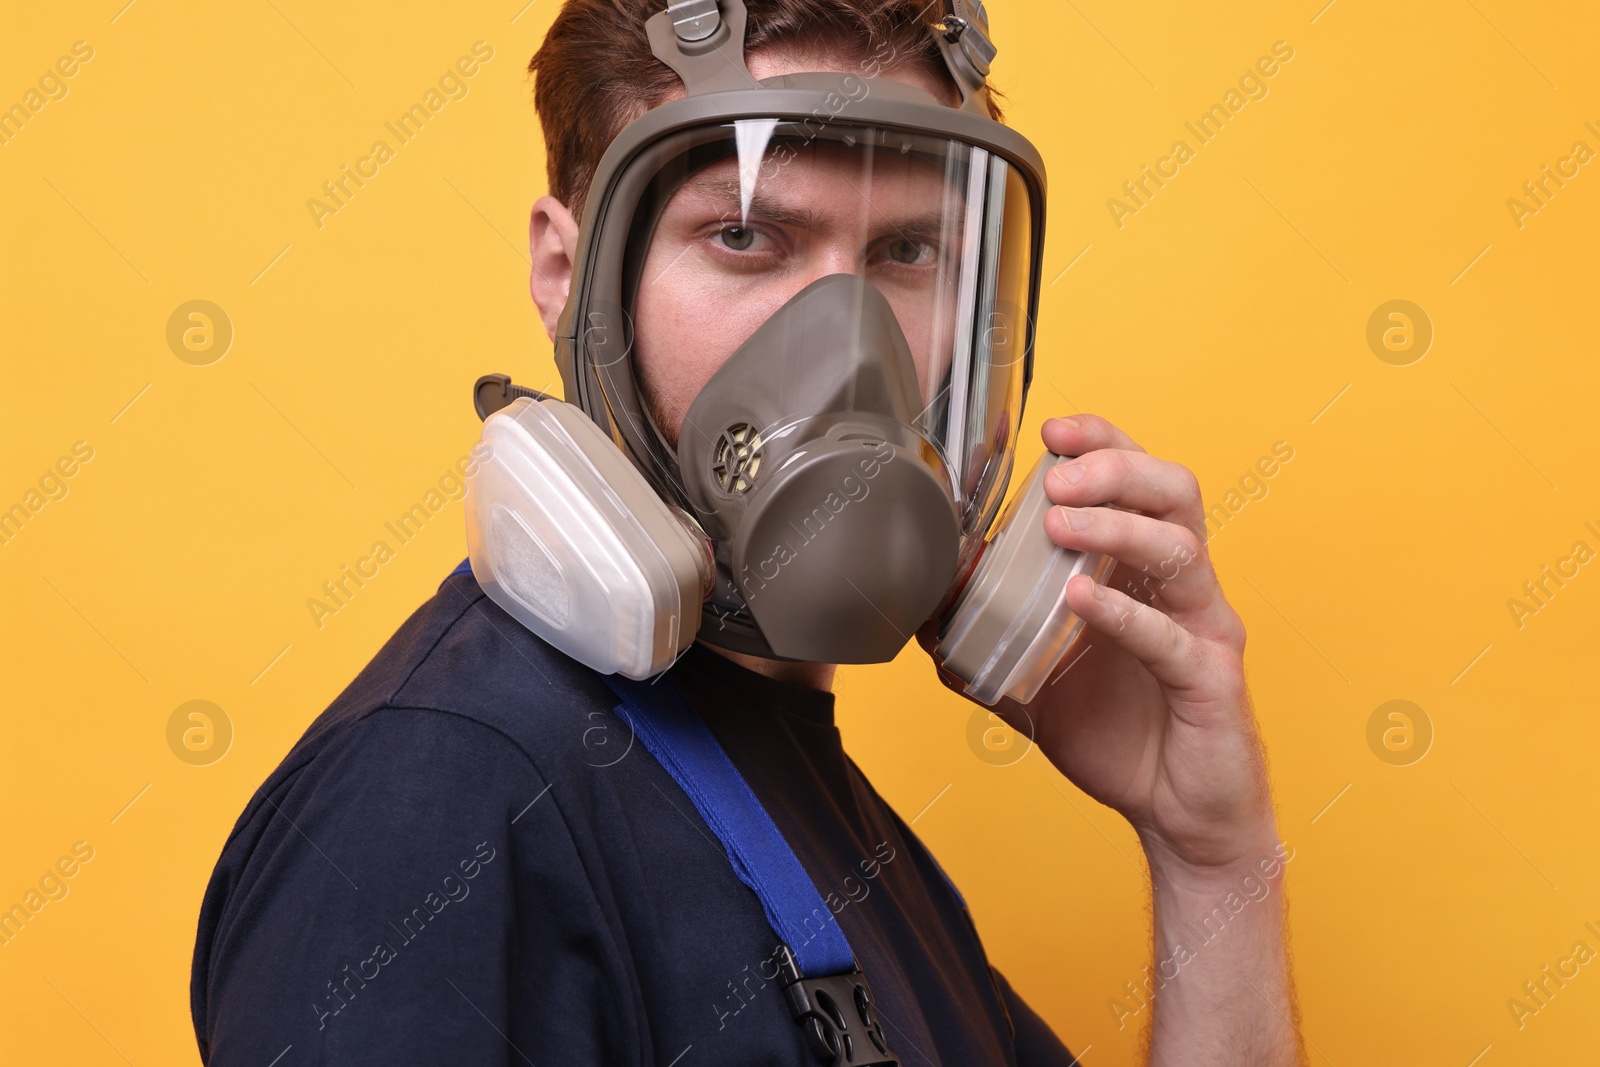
[190,565,1077,1065]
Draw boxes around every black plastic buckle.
[777,945,899,1066]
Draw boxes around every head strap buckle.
[649,0,762,94]
[931,0,996,113]
[667,0,721,42]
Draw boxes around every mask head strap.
[648,0,996,114]
[647,0,763,94]
[931,0,997,114]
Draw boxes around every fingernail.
[1091,581,1107,601]
[1056,462,1086,486]
[1057,506,1094,531]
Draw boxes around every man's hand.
[930,414,1304,1067]
[1018,414,1267,869]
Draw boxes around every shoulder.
[192,568,647,1058]
[228,569,628,832]
[281,568,620,782]
[209,567,631,869]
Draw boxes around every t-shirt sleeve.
[192,707,632,1065]
[992,967,1080,1067]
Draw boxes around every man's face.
[597,50,962,449]
[634,138,965,445]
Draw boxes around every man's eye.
[886,238,934,265]
[718,226,757,251]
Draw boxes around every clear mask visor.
[620,117,1035,535]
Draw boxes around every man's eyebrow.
[689,176,824,229]
[687,175,962,238]
[876,212,955,237]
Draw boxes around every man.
[191,2,1304,1064]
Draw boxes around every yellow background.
[3,1,1597,1063]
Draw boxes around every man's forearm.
[1141,832,1305,1067]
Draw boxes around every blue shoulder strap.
[602,672,857,980]
[462,543,898,1060]
[442,556,473,586]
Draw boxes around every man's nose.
[799,238,867,288]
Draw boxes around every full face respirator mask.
[465,0,1112,706]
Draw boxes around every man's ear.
[530,195,580,341]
